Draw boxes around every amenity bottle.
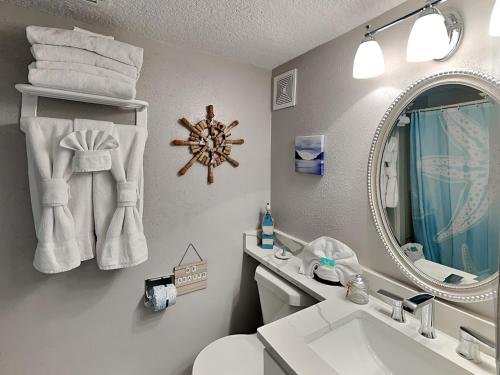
[261,203,274,249]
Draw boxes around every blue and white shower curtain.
[410,102,499,277]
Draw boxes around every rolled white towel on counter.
[29,61,136,85]
[27,25,143,70]
[31,44,139,80]
[299,236,363,287]
[28,68,136,99]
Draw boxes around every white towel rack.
[15,84,149,128]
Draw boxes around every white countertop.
[244,231,339,302]
[244,231,496,375]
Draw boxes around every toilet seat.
[192,334,264,375]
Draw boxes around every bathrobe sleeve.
[22,117,81,273]
[94,124,148,270]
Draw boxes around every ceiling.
[5,0,408,69]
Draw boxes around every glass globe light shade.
[490,0,500,36]
[407,8,450,62]
[353,38,385,79]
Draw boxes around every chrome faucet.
[377,289,405,323]
[403,293,436,339]
[377,290,436,339]
[456,326,495,363]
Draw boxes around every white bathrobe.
[381,135,399,208]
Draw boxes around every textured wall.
[3,0,407,69]
[0,3,270,375]
[271,0,499,319]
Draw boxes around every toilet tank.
[254,265,316,325]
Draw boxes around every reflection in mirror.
[382,84,500,285]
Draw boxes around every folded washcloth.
[60,129,120,172]
[299,236,362,286]
[29,61,136,85]
[27,26,143,70]
[31,44,139,80]
[28,68,136,99]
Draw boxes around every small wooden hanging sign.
[174,243,207,296]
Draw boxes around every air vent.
[273,69,297,111]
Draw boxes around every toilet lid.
[192,334,264,375]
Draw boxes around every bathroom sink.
[307,310,472,375]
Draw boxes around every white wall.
[0,3,270,375]
[271,0,499,319]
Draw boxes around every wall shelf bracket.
[15,84,149,129]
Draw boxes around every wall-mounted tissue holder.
[144,275,177,312]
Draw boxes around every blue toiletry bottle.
[261,203,274,249]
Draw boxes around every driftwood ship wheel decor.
[173,105,244,184]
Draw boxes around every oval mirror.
[368,71,500,302]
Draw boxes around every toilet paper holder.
[144,275,176,311]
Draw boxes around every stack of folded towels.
[26,26,143,100]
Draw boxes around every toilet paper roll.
[166,284,177,306]
[144,283,178,312]
[150,285,168,312]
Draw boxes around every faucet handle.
[377,289,405,323]
[457,326,495,363]
[403,293,435,313]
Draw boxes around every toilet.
[193,265,316,375]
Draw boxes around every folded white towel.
[299,236,362,286]
[29,68,136,99]
[73,27,114,40]
[73,119,148,270]
[29,61,136,85]
[31,44,139,80]
[27,26,143,70]
[21,117,82,273]
[21,117,148,273]
[60,129,119,173]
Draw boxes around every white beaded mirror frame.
[368,70,500,303]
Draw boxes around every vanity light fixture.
[490,0,500,36]
[352,0,464,79]
[406,6,450,62]
[353,32,385,79]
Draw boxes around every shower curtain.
[410,102,499,277]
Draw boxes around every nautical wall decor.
[174,243,207,296]
[173,105,244,184]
